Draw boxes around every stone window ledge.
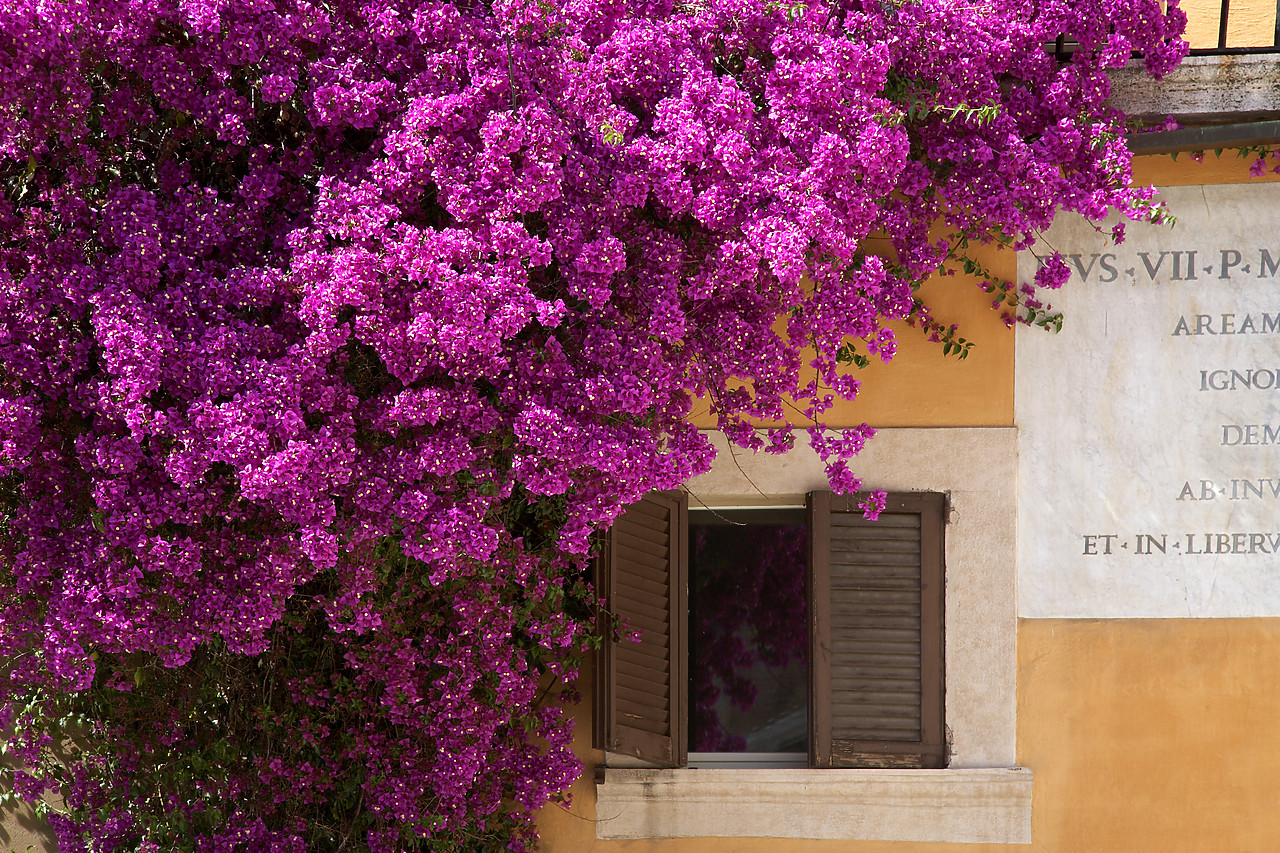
[594,767,1033,844]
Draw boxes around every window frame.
[594,489,948,770]
[588,427,1029,844]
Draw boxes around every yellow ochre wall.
[687,243,1018,430]
[1018,618,1280,853]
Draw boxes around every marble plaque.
[1016,183,1280,618]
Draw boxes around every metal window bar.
[1188,0,1280,54]
[1051,0,1280,59]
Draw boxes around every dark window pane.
[688,509,807,753]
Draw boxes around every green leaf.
[599,122,624,146]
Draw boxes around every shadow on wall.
[0,804,56,853]
[1,756,57,853]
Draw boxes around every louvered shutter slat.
[832,624,923,641]
[832,612,921,627]
[613,594,668,623]
[616,669,671,696]
[614,567,668,599]
[831,678,920,692]
[614,609,673,638]
[832,534,921,546]
[832,586,919,598]
[593,492,687,767]
[614,531,671,562]
[626,498,673,523]
[616,656,669,679]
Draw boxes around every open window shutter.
[809,491,946,768]
[593,492,688,767]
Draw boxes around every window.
[688,507,809,761]
[587,429,1029,844]
[593,489,947,770]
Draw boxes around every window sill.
[594,766,1033,844]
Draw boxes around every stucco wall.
[540,618,1280,853]
[1018,618,1280,853]
[689,240,1017,430]
[546,617,1280,852]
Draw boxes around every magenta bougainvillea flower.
[0,0,1183,848]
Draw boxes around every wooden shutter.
[593,492,688,767]
[808,491,946,768]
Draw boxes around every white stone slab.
[595,767,1033,843]
[1017,183,1280,618]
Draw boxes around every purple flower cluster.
[0,0,1183,848]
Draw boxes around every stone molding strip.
[1110,53,1280,125]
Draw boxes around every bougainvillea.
[0,0,1183,849]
